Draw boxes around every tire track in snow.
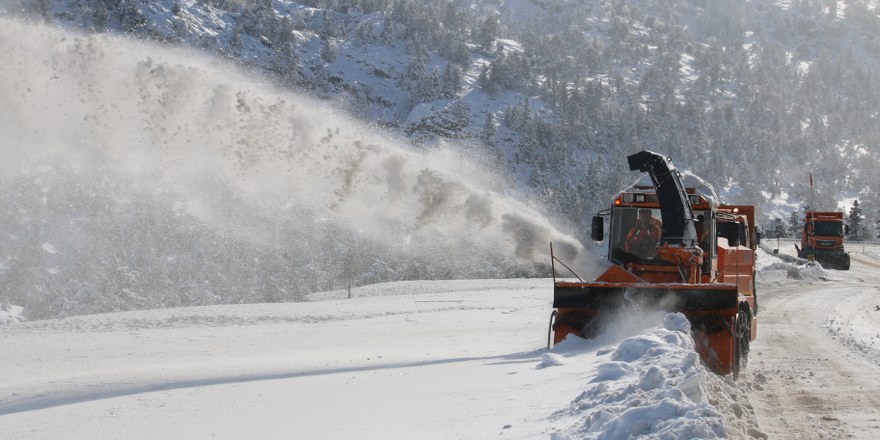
[746,258,880,439]
[0,351,543,416]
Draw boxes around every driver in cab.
[625,209,662,258]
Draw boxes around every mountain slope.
[9,0,880,230]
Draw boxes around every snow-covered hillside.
[6,0,880,233]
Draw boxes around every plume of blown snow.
[0,18,607,284]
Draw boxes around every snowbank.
[545,313,735,439]
[755,247,827,287]
[0,304,25,325]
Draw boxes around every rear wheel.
[732,309,751,379]
[732,314,742,380]
[739,314,750,370]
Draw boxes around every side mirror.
[844,225,850,236]
[591,216,604,242]
[755,231,761,245]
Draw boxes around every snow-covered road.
[745,252,880,439]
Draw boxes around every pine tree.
[476,15,500,51]
[441,63,462,99]
[119,0,146,33]
[481,112,497,149]
[787,209,803,239]
[402,53,431,103]
[876,207,880,239]
[320,39,338,62]
[767,218,785,239]
[848,200,864,240]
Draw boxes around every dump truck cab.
[796,211,850,270]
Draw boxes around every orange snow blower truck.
[548,150,759,377]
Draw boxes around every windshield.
[610,207,662,261]
[610,207,714,265]
[812,221,843,237]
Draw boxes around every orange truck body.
[549,151,758,378]
[796,211,850,270]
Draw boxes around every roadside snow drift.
[547,313,728,439]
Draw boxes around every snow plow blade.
[553,281,738,310]
[551,281,743,376]
[815,252,851,270]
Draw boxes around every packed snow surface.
[2,277,758,439]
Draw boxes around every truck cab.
[796,211,850,269]
[598,174,756,287]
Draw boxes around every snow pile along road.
[755,246,827,286]
[547,313,728,439]
[0,304,25,325]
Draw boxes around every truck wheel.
[732,310,750,379]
